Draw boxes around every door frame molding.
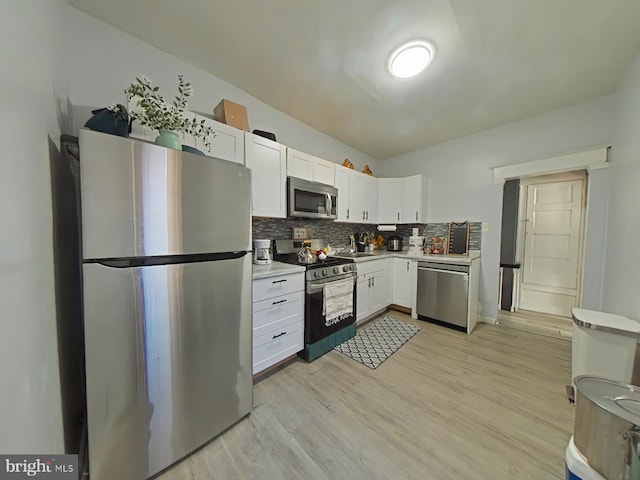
[494,146,609,316]
[492,146,608,185]
[515,172,588,315]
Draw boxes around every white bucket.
[565,436,605,480]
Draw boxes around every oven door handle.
[307,274,355,292]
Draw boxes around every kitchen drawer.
[356,259,385,276]
[253,290,304,334]
[253,318,303,374]
[253,272,304,302]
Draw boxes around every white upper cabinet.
[402,174,424,223]
[378,178,403,223]
[334,165,351,222]
[348,169,364,223]
[129,109,245,165]
[313,158,336,186]
[244,132,287,218]
[335,166,381,224]
[286,148,314,181]
[377,175,426,224]
[362,174,378,224]
[287,148,335,186]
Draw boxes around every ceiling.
[70,0,640,159]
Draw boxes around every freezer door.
[80,129,251,260]
[417,267,469,328]
[82,255,253,480]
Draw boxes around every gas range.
[272,239,357,361]
[273,253,356,280]
[273,240,356,281]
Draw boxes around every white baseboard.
[479,316,497,325]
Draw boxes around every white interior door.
[519,176,585,317]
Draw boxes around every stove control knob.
[333,267,340,274]
[314,271,319,278]
[343,265,349,272]
[322,269,328,277]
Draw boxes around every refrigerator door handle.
[90,251,250,268]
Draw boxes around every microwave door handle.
[326,193,332,215]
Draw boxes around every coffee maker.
[253,239,272,265]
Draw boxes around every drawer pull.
[272,299,287,305]
[272,331,287,339]
[272,279,287,284]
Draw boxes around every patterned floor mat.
[334,315,420,369]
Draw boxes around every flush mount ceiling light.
[387,40,434,79]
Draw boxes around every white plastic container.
[565,436,605,480]
[571,308,640,386]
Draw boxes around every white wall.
[376,95,618,320]
[581,167,610,311]
[64,7,378,172]
[602,51,640,320]
[0,0,68,453]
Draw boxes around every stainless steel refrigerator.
[78,129,253,479]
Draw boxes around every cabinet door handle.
[272,279,287,284]
[407,261,409,271]
[272,331,287,339]
[272,299,287,305]
[372,277,375,287]
[362,210,365,221]
[347,208,350,219]
[366,211,369,220]
[416,211,418,221]
[368,277,371,288]
[397,212,400,222]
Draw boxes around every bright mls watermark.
[0,455,77,479]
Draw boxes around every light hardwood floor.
[158,312,574,480]
[497,309,573,340]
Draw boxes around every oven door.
[305,272,356,344]
[288,177,337,219]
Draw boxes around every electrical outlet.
[482,222,489,232]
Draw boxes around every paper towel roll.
[377,225,397,232]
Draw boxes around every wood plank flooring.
[158,312,574,480]
[497,309,573,340]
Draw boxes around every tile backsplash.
[252,218,482,250]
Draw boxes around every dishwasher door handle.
[418,266,468,277]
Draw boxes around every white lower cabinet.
[252,272,304,374]
[384,258,393,306]
[355,259,385,324]
[392,258,414,308]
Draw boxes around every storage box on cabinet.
[252,272,304,374]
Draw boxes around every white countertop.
[331,249,480,265]
[252,261,305,280]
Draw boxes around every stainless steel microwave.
[287,177,337,220]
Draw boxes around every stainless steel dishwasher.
[417,261,469,329]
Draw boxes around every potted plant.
[112,75,216,152]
